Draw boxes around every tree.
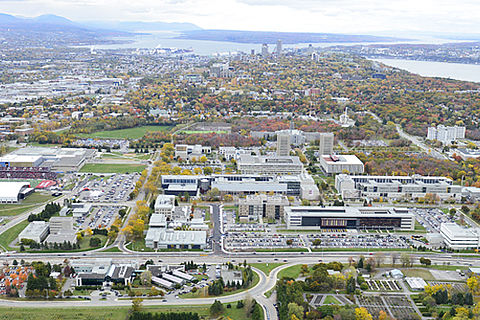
[467,275,480,294]
[420,257,431,266]
[357,256,364,269]
[210,300,224,317]
[355,307,373,320]
[288,302,304,320]
[131,298,143,313]
[378,310,389,320]
[400,253,411,267]
[89,237,101,247]
[140,270,152,286]
[375,252,385,267]
[346,275,356,294]
[203,166,213,175]
[391,252,399,267]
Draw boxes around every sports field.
[78,125,172,139]
[80,163,146,174]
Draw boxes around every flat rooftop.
[321,154,363,165]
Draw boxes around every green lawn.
[126,239,155,252]
[0,204,38,217]
[0,220,29,250]
[80,163,146,174]
[77,125,172,139]
[0,192,55,216]
[324,295,341,305]
[0,302,264,319]
[101,246,123,252]
[251,263,285,276]
[415,221,427,231]
[277,265,307,280]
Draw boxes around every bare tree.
[400,253,411,268]
[348,256,355,266]
[375,252,385,268]
[391,252,399,267]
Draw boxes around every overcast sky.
[1,0,479,35]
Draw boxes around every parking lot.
[306,233,411,249]
[78,173,138,203]
[224,233,303,250]
[412,208,456,232]
[225,223,271,233]
[76,205,124,230]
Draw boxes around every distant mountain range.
[0,13,202,47]
[0,13,202,34]
[81,21,201,32]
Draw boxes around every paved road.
[396,124,446,160]
[211,204,224,255]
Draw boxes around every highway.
[1,248,480,320]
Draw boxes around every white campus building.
[319,154,364,174]
[336,174,463,200]
[427,125,465,144]
[440,223,480,250]
[154,194,176,218]
[237,155,303,175]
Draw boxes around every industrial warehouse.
[0,181,34,203]
[0,147,95,173]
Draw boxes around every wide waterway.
[374,58,480,83]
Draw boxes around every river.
[374,58,480,83]
[92,31,446,56]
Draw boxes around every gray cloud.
[0,0,479,35]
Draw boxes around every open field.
[0,193,59,222]
[80,163,146,174]
[251,263,285,276]
[0,303,261,320]
[77,125,172,139]
[401,268,435,280]
[178,130,228,134]
[277,264,306,280]
[0,220,29,250]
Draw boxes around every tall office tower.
[276,132,291,156]
[318,132,334,155]
[275,39,283,56]
[261,43,269,57]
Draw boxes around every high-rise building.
[427,125,466,144]
[275,39,282,56]
[318,132,334,155]
[276,132,291,156]
[261,43,269,57]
